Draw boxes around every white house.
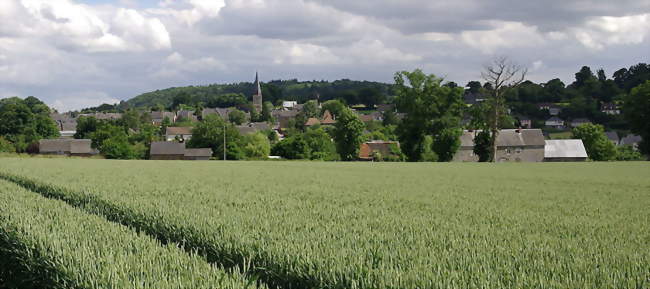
[165,127,193,142]
[545,117,565,129]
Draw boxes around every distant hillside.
[125,79,394,109]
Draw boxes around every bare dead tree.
[481,56,527,162]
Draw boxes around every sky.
[0,0,649,112]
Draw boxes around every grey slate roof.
[150,141,185,155]
[605,131,620,144]
[545,140,588,158]
[620,134,642,146]
[458,129,545,148]
[497,129,545,147]
[166,127,193,135]
[184,148,213,157]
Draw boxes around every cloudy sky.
[1,0,649,111]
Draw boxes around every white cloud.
[461,21,545,54]
[3,0,171,52]
[50,91,120,112]
[573,14,650,50]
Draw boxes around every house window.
[516,148,523,154]
[505,148,511,155]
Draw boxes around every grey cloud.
[307,0,650,33]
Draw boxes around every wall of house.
[495,146,544,162]
[183,156,211,161]
[544,157,588,162]
[150,154,185,160]
[452,148,479,162]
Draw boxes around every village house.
[358,141,401,161]
[377,104,395,112]
[320,110,336,126]
[620,134,643,150]
[517,117,532,129]
[538,103,562,116]
[570,118,591,128]
[236,122,270,135]
[80,112,122,121]
[274,110,300,132]
[358,111,382,123]
[452,131,480,162]
[149,142,212,160]
[176,110,198,122]
[151,111,176,126]
[282,101,298,110]
[601,102,620,115]
[605,131,620,146]
[38,139,96,157]
[165,127,193,142]
[453,129,546,162]
[545,117,565,129]
[544,139,588,162]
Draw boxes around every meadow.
[0,158,649,288]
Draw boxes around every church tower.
[252,71,263,112]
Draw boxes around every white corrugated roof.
[545,139,588,158]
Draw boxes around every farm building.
[358,141,400,161]
[150,142,213,160]
[39,139,96,157]
[544,140,588,162]
[183,148,213,161]
[453,129,546,162]
[150,142,186,160]
[165,127,193,142]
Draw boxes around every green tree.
[100,134,138,160]
[0,136,14,153]
[333,108,365,161]
[304,127,338,160]
[616,145,643,161]
[271,134,311,159]
[261,101,274,122]
[228,109,247,125]
[321,100,346,118]
[160,116,172,136]
[572,123,617,161]
[394,69,465,162]
[243,132,271,160]
[74,116,100,139]
[188,115,244,160]
[623,80,650,155]
[358,87,384,109]
[473,130,492,162]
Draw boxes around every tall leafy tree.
[188,115,244,160]
[394,69,465,162]
[333,107,365,161]
[572,123,617,161]
[623,80,650,155]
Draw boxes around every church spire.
[254,71,262,97]
[252,71,263,112]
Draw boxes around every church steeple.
[252,71,263,112]
[254,71,262,98]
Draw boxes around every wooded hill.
[123,79,394,110]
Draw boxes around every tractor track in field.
[0,172,339,289]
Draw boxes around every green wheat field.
[1,158,649,288]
